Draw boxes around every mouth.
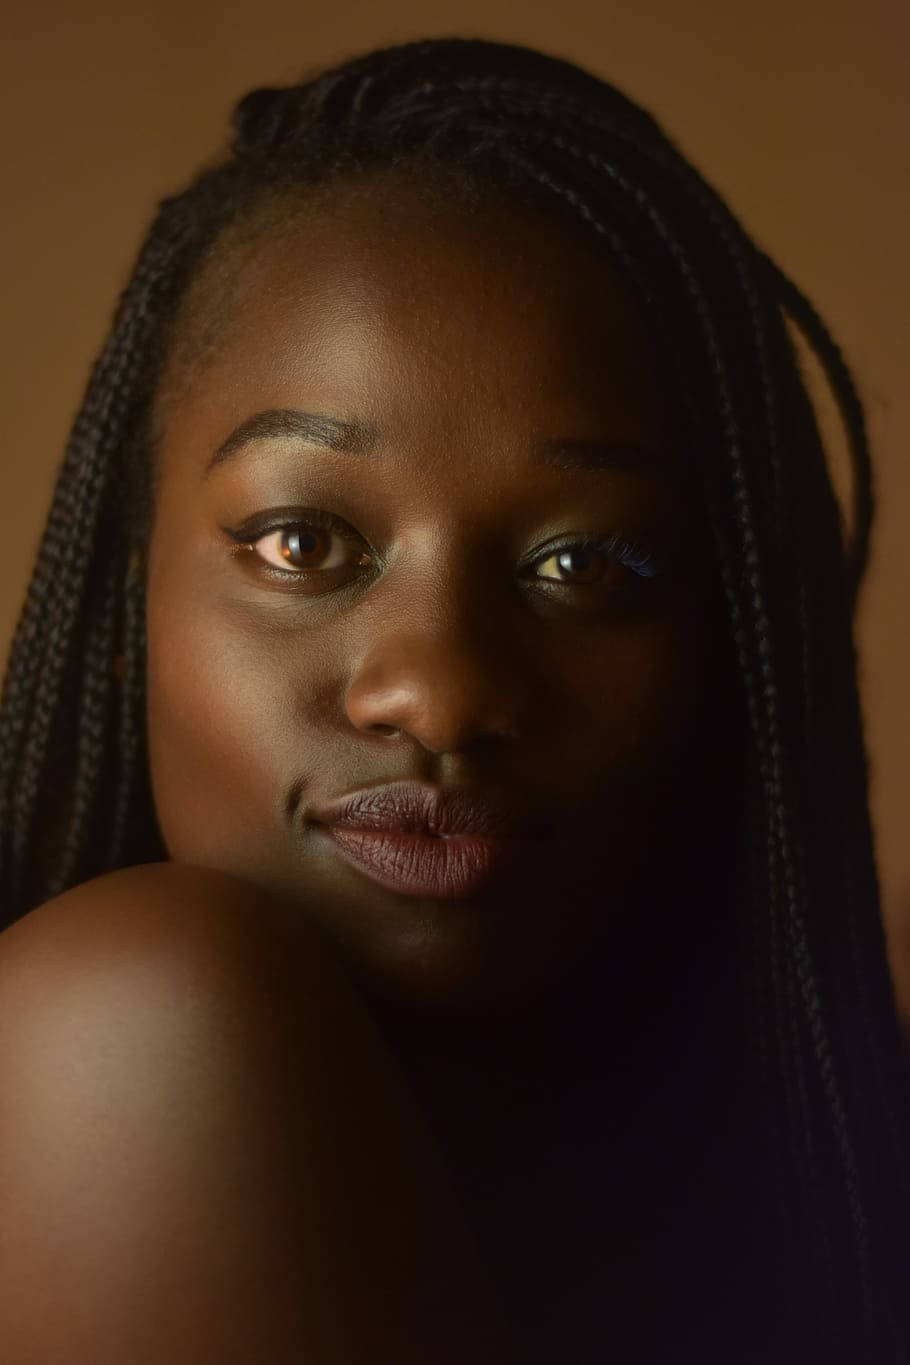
[315,824,522,900]
[305,779,550,900]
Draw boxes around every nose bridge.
[342,550,528,751]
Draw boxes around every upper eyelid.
[228,511,663,553]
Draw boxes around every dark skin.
[141,171,754,1340]
[0,172,759,1361]
[148,175,740,1001]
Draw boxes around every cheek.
[585,611,703,762]
[145,579,297,870]
[570,606,722,851]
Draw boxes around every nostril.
[370,724,401,738]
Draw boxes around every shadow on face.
[143,167,747,1025]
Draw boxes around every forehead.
[156,170,691,474]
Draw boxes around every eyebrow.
[202,407,670,479]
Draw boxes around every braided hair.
[1,36,908,1360]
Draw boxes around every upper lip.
[307,780,545,839]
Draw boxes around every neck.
[366,906,746,1189]
[362,804,752,1207]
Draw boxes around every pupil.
[282,529,321,565]
[558,547,601,581]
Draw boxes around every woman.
[0,36,907,1363]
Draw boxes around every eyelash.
[222,508,666,597]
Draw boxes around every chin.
[333,911,580,1028]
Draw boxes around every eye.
[224,509,374,580]
[250,524,371,574]
[223,512,667,600]
[530,533,664,592]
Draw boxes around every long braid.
[767,265,909,1202]
[45,552,121,898]
[5,329,136,901]
[2,37,907,1358]
[0,186,230,908]
[765,256,874,609]
[768,255,910,1343]
[422,82,904,1344]
[500,121,855,1325]
[104,547,155,871]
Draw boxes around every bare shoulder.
[0,861,353,1026]
[0,861,371,1132]
[0,861,369,1169]
[0,861,324,971]
[0,866,367,1360]
[0,863,520,1363]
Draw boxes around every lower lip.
[320,825,518,899]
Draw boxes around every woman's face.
[145,171,738,1016]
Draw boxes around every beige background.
[2,2,908,986]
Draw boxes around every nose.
[343,601,528,754]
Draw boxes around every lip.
[318,826,519,899]
[306,780,548,900]
[308,780,540,839]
